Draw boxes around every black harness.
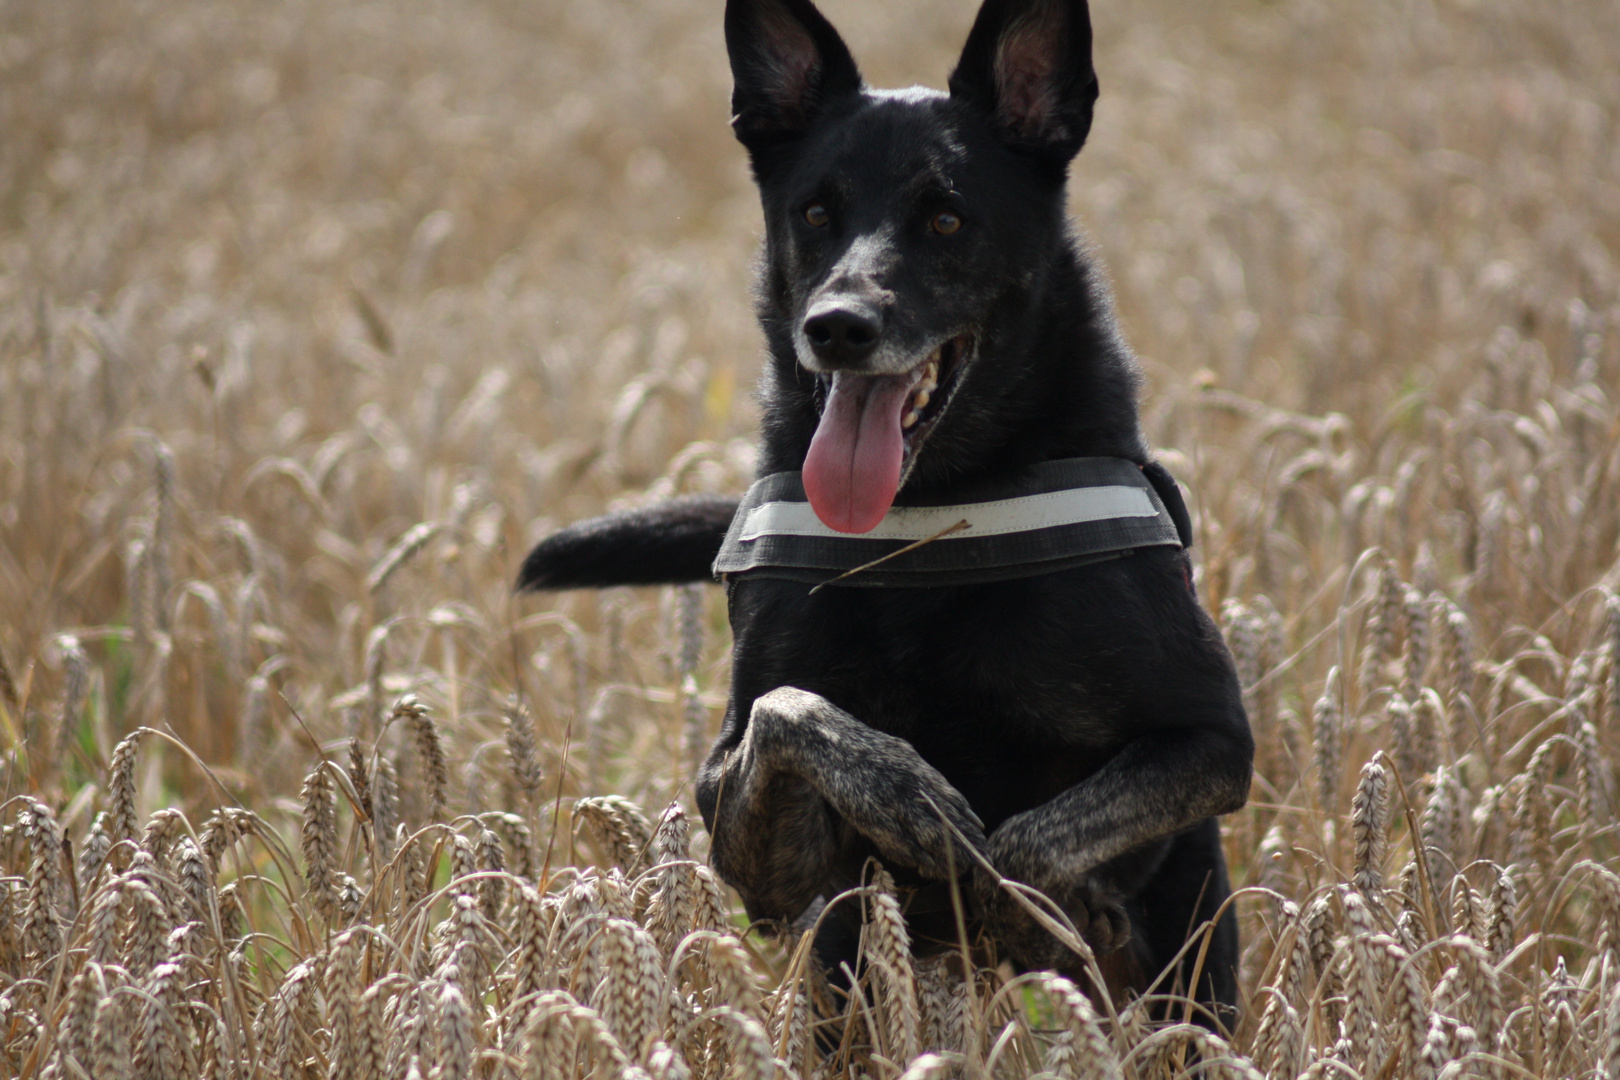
[714,457,1194,588]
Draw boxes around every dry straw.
[4,0,1620,1077]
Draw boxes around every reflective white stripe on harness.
[739,484,1159,542]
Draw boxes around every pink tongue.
[802,371,913,533]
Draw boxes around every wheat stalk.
[1485,866,1516,964]
[107,732,141,852]
[504,695,545,815]
[1313,668,1345,814]
[1340,890,1386,1070]
[1034,971,1120,1080]
[436,958,476,1080]
[702,1006,778,1080]
[55,961,106,1077]
[1605,974,1620,1080]
[865,866,921,1065]
[645,803,698,957]
[325,929,367,1080]
[92,993,134,1080]
[1252,991,1305,1080]
[591,916,665,1062]
[394,695,449,823]
[1351,752,1391,898]
[1402,586,1431,704]
[20,797,67,963]
[575,795,654,873]
[301,763,341,923]
[133,959,191,1080]
[55,633,89,767]
[1361,558,1404,701]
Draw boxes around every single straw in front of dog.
[807,518,970,595]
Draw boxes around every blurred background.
[1,0,1617,827]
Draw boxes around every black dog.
[520,0,1252,1026]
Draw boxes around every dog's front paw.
[1064,876,1132,954]
[859,777,989,881]
[975,867,1132,968]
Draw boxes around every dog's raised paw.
[1070,880,1132,954]
[857,781,989,881]
[975,870,1132,970]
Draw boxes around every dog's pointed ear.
[726,0,862,147]
[948,0,1097,166]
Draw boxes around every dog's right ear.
[726,0,862,147]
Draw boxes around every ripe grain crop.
[2,0,1618,1076]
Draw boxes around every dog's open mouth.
[802,333,974,533]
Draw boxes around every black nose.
[803,302,881,365]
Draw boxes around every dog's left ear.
[949,0,1097,166]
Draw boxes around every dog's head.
[727,0,1111,533]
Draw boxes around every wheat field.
[2,0,1618,1076]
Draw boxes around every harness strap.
[1141,461,1193,549]
[714,456,1191,588]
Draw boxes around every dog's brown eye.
[931,211,962,235]
[804,203,830,227]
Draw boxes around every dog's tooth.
[913,389,931,411]
[902,409,919,429]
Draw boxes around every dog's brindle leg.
[697,692,1247,972]
[696,686,990,922]
[978,730,1249,968]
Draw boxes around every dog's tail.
[516,495,738,591]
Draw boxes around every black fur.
[517,495,737,589]
[519,0,1252,1027]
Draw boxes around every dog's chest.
[731,575,1130,821]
